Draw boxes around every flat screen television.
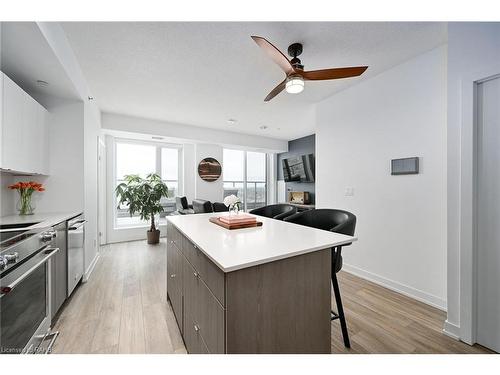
[282,153,315,182]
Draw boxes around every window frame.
[223,148,269,211]
[113,137,183,229]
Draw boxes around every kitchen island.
[166,212,357,354]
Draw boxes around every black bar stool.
[284,208,356,348]
[249,204,297,220]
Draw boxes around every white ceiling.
[1,22,81,108]
[61,22,447,140]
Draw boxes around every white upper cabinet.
[1,72,50,175]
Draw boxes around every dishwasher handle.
[68,220,87,231]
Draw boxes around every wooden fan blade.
[251,36,295,75]
[301,66,368,81]
[264,79,287,102]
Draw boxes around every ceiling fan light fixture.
[285,76,304,94]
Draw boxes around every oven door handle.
[0,247,59,297]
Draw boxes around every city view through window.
[223,149,267,211]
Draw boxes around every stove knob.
[3,252,18,262]
[40,230,56,242]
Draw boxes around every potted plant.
[115,173,169,244]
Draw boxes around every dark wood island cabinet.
[166,213,356,354]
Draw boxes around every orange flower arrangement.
[8,181,45,192]
[8,181,45,215]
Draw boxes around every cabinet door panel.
[183,256,224,353]
[1,73,49,174]
[168,223,182,250]
[183,308,209,354]
[182,256,201,353]
[23,93,38,174]
[2,74,25,171]
[167,239,182,331]
[197,278,225,353]
[182,236,225,306]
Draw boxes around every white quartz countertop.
[0,212,83,229]
[167,212,357,272]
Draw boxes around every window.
[161,147,179,198]
[246,151,267,211]
[115,140,181,228]
[223,149,267,211]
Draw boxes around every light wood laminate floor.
[51,240,492,354]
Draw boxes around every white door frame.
[459,65,500,344]
[97,135,107,245]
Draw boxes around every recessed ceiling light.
[259,125,268,130]
[36,80,49,88]
[227,119,237,125]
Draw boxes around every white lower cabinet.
[1,71,49,175]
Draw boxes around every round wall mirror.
[198,157,222,182]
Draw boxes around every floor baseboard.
[342,263,447,311]
[83,252,100,282]
[443,320,461,340]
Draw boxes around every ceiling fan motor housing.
[288,43,304,70]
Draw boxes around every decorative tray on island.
[209,214,263,230]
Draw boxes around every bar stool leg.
[331,272,351,348]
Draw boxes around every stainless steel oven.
[0,228,59,354]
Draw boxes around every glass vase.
[229,204,240,215]
[17,190,35,215]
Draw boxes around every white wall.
[0,172,16,216]
[446,22,500,340]
[316,45,447,309]
[194,143,224,202]
[37,22,101,279]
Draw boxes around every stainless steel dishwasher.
[67,215,85,296]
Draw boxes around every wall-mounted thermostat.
[391,157,419,175]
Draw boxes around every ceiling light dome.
[285,75,304,94]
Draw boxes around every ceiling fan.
[251,36,368,102]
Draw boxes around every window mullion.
[243,151,248,211]
[156,146,162,176]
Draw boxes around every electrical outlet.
[345,187,354,197]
